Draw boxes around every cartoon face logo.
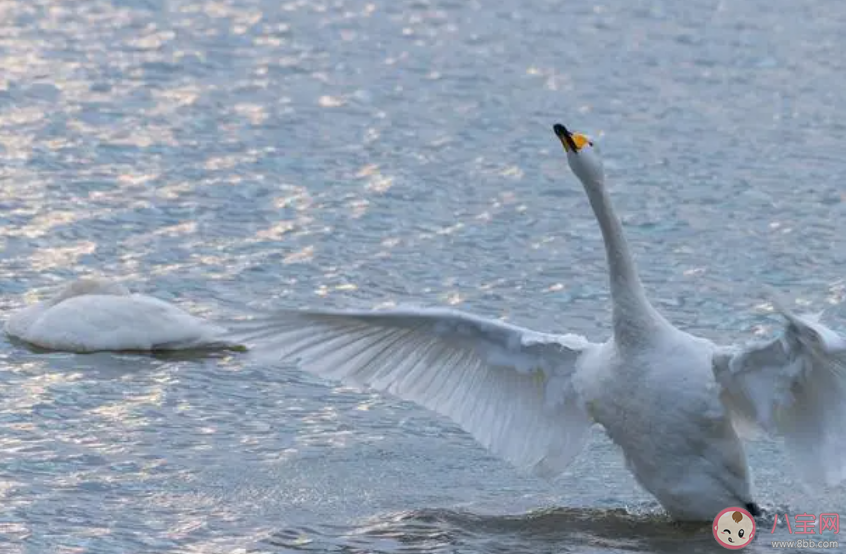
[713,507,756,549]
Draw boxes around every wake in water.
[263,504,790,554]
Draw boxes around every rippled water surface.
[2,0,846,552]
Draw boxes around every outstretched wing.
[232,306,595,478]
[713,306,846,487]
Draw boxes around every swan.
[5,277,245,353]
[231,123,846,521]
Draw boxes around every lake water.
[1,0,846,552]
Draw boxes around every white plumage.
[5,278,244,353]
[231,123,846,521]
[237,307,592,477]
[714,306,846,488]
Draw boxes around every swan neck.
[583,179,667,339]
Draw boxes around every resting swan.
[232,123,846,521]
[5,278,245,353]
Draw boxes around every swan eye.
[738,529,745,538]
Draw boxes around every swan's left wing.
[713,307,846,486]
[232,307,595,478]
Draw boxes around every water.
[1,0,846,552]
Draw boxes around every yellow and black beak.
[553,123,589,153]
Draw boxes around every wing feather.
[714,307,846,486]
[232,306,595,477]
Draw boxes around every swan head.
[553,123,604,186]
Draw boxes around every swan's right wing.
[233,307,595,478]
[713,306,846,487]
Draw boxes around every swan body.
[232,124,846,521]
[575,328,753,520]
[6,278,245,353]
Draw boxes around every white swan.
[5,277,245,353]
[231,123,846,521]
